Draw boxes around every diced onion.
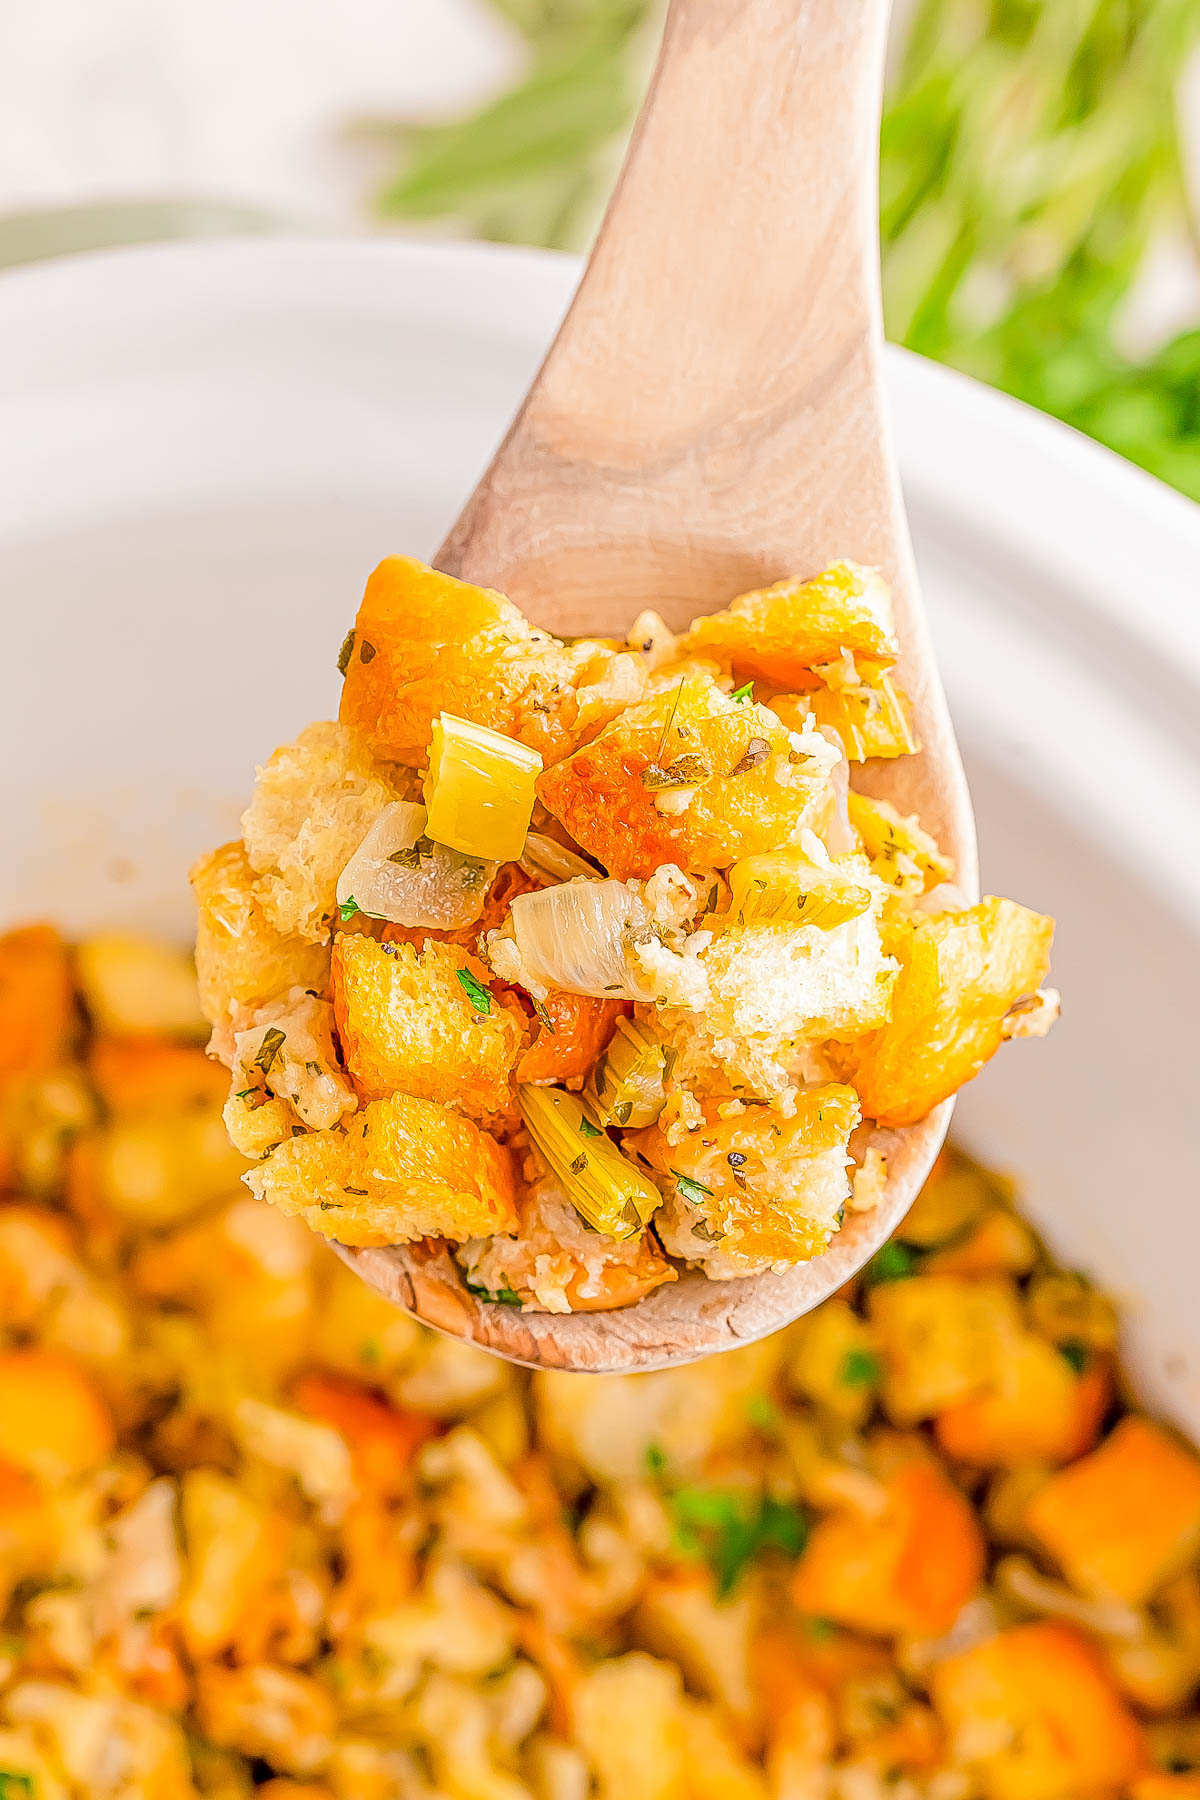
[585,1018,674,1129]
[510,880,657,1001]
[424,712,542,863]
[817,730,858,856]
[518,1085,663,1239]
[519,831,601,886]
[726,848,872,931]
[336,801,495,930]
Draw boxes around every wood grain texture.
[346,0,978,1370]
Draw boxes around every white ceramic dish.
[2,237,1197,1414]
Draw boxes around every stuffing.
[457,1173,676,1314]
[631,1087,859,1274]
[829,896,1056,1126]
[537,668,838,879]
[190,840,330,1025]
[331,934,526,1122]
[241,721,401,943]
[677,561,899,689]
[338,555,646,767]
[0,949,1185,1800]
[245,1091,519,1246]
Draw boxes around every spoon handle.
[440,0,901,632]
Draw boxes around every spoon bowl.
[341,0,977,1369]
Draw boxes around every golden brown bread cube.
[331,933,526,1124]
[678,562,899,690]
[632,1087,860,1273]
[829,897,1055,1127]
[338,556,645,767]
[190,842,330,1027]
[537,669,837,880]
[245,1091,518,1246]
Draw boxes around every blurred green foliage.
[379,0,1200,500]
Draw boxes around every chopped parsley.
[645,1442,668,1479]
[456,968,492,1014]
[671,1169,714,1206]
[359,1337,382,1367]
[731,681,754,703]
[465,1279,523,1306]
[745,1393,782,1433]
[840,1347,882,1388]
[336,628,356,675]
[252,1027,286,1076]
[863,1240,918,1285]
[1058,1339,1091,1374]
[670,1488,810,1598]
[532,997,558,1034]
[339,896,362,921]
[578,1116,603,1139]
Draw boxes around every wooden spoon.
[339,0,978,1371]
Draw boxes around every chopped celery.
[585,1017,674,1129]
[807,672,917,762]
[726,849,872,931]
[847,793,952,896]
[518,1084,663,1239]
[424,712,543,863]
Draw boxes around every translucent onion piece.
[847,792,953,895]
[585,1017,675,1129]
[817,730,858,856]
[424,712,542,863]
[727,848,872,931]
[510,879,657,1001]
[519,831,601,886]
[336,801,495,930]
[518,1085,663,1239]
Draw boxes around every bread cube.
[870,1274,1022,1423]
[0,1347,114,1478]
[338,555,646,767]
[931,1623,1145,1800]
[241,721,399,942]
[829,897,1055,1126]
[191,841,331,1025]
[0,924,75,1092]
[847,793,952,895]
[332,934,526,1123]
[700,869,897,1050]
[786,1298,880,1427]
[935,1334,1110,1469]
[94,1108,249,1227]
[632,1087,859,1273]
[678,562,899,690]
[89,1038,228,1116]
[793,1450,984,1636]
[1025,1418,1200,1604]
[537,669,838,879]
[246,1091,518,1246]
[75,933,207,1041]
